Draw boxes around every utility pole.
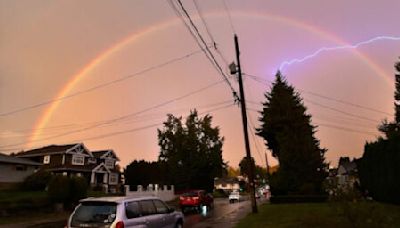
[231,34,258,213]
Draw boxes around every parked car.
[67,196,184,228]
[179,190,213,213]
[228,190,240,203]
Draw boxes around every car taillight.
[192,197,199,200]
[180,196,184,200]
[116,221,124,228]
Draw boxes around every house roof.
[15,143,89,157]
[92,150,119,161]
[0,153,42,166]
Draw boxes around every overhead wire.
[244,73,392,116]
[192,0,230,66]
[0,49,204,117]
[170,0,239,101]
[3,102,236,152]
[0,79,226,149]
[222,0,236,34]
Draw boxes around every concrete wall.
[125,184,176,202]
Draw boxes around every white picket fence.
[125,184,176,202]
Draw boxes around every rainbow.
[28,11,394,148]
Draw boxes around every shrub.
[21,170,52,191]
[69,176,88,203]
[47,175,70,204]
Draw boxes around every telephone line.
[2,103,235,152]
[244,73,391,117]
[0,80,225,149]
[0,49,204,117]
[172,0,238,100]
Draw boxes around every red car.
[179,190,213,213]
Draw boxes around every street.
[0,196,266,228]
[184,196,263,228]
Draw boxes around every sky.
[1,0,400,169]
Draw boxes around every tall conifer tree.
[257,72,327,195]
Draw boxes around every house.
[214,177,240,193]
[0,153,41,188]
[14,143,121,192]
[337,157,358,190]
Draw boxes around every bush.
[47,175,70,204]
[47,175,89,209]
[69,176,88,203]
[21,171,53,191]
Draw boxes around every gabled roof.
[92,150,119,161]
[0,153,42,166]
[15,143,91,158]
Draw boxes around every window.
[105,159,114,169]
[139,200,156,216]
[125,201,140,219]
[109,173,118,185]
[71,202,117,227]
[72,155,84,165]
[153,200,168,214]
[43,155,50,164]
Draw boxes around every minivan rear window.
[70,201,117,227]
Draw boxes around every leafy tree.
[238,157,267,181]
[238,157,268,189]
[158,109,225,192]
[359,58,400,204]
[227,166,240,178]
[124,160,167,189]
[256,72,327,195]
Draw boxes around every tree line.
[125,57,400,204]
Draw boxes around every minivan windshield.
[71,201,117,227]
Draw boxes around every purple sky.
[1,0,400,168]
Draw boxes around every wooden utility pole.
[233,34,258,213]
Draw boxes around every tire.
[175,221,183,228]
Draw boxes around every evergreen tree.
[256,72,327,195]
[158,109,225,192]
[379,58,400,138]
[359,58,400,204]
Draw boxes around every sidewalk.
[0,212,69,228]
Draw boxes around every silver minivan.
[67,196,184,228]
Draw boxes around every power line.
[244,73,392,118]
[304,98,380,124]
[0,100,234,139]
[246,108,378,137]
[222,0,236,34]
[0,80,226,149]
[2,103,236,152]
[192,0,230,66]
[170,0,238,101]
[0,49,204,117]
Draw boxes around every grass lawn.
[236,201,400,228]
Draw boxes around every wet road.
[184,196,262,228]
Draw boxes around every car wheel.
[175,221,183,228]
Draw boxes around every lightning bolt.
[279,35,400,71]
